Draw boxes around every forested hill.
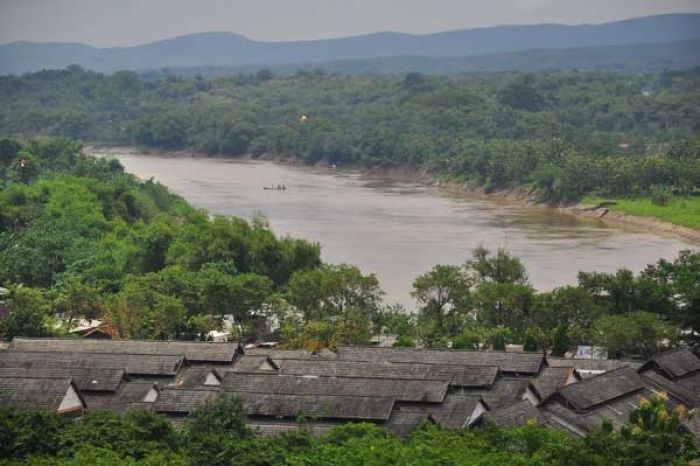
[139,40,700,78]
[1,13,700,74]
[1,67,699,204]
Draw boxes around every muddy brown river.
[107,151,696,309]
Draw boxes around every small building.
[0,377,86,415]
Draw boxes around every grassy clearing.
[582,196,700,230]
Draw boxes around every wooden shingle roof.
[232,355,279,373]
[237,392,395,421]
[243,348,337,359]
[401,394,485,429]
[223,373,448,403]
[0,377,84,413]
[644,348,700,379]
[153,388,220,414]
[336,346,543,374]
[479,400,544,428]
[0,351,183,376]
[83,381,159,413]
[556,367,644,411]
[277,359,498,388]
[546,357,642,372]
[464,377,532,410]
[10,338,240,364]
[0,367,125,392]
[530,367,578,401]
[386,410,433,436]
[640,369,700,408]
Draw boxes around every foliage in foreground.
[0,394,697,466]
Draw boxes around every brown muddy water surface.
[108,152,696,309]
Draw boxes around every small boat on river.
[263,184,287,190]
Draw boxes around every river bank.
[85,145,700,245]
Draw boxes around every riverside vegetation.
[1,139,699,465]
[0,66,699,223]
[0,138,698,357]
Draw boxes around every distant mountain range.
[1,13,699,75]
[140,40,700,78]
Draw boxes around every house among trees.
[0,337,697,445]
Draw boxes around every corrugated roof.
[223,373,448,403]
[0,351,183,376]
[557,367,644,411]
[0,367,125,392]
[277,359,498,388]
[0,377,81,412]
[336,346,543,374]
[646,348,700,379]
[10,338,240,363]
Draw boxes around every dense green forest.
[0,393,697,465]
[0,138,698,357]
[1,66,699,204]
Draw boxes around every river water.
[108,152,696,309]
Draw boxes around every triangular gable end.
[58,382,85,414]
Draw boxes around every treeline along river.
[107,150,696,309]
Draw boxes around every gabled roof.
[10,338,241,364]
[463,377,531,410]
[0,351,184,376]
[642,348,700,380]
[83,381,159,413]
[0,367,125,392]
[640,369,700,408]
[556,367,644,411]
[530,367,579,401]
[0,377,85,413]
[336,346,543,375]
[223,373,448,403]
[232,355,279,373]
[237,392,395,421]
[546,357,642,372]
[479,400,544,428]
[171,366,225,389]
[386,410,434,436]
[243,348,337,359]
[153,388,221,414]
[401,394,485,429]
[153,388,220,414]
[277,359,498,388]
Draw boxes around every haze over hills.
[1,13,700,75]
[140,40,700,78]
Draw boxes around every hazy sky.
[1,0,699,46]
